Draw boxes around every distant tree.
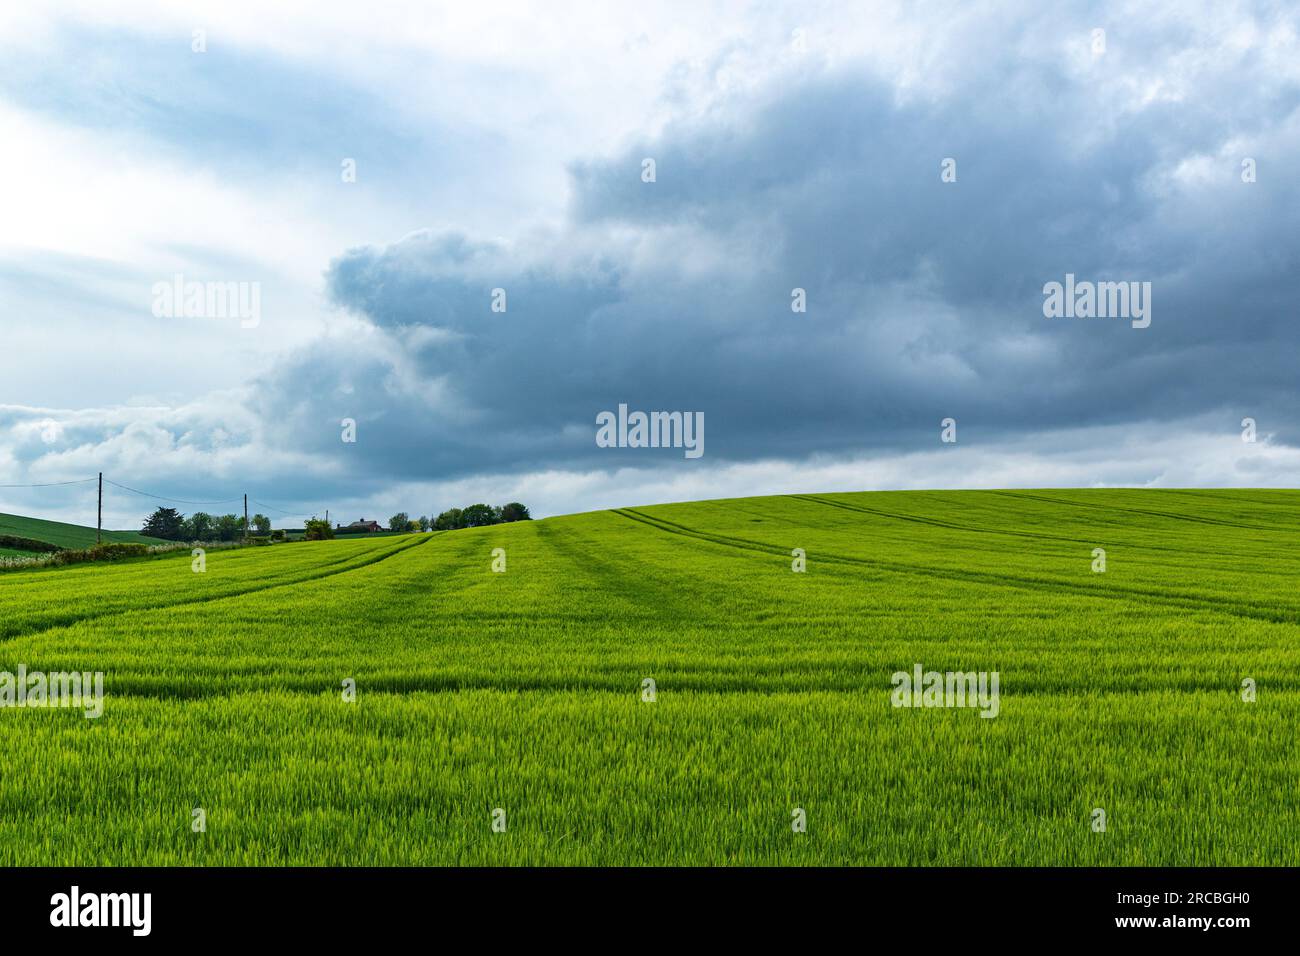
[304,518,334,540]
[185,511,214,540]
[407,519,420,533]
[499,502,531,522]
[142,507,185,541]
[214,514,242,542]
[461,503,497,528]
[252,514,271,535]
[434,508,464,531]
[388,512,410,532]
[417,515,430,532]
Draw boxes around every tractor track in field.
[89,668,1300,701]
[531,518,728,624]
[987,490,1286,533]
[611,508,1300,626]
[790,494,1100,545]
[0,534,434,644]
[789,493,1287,566]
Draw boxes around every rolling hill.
[0,512,168,551]
[0,488,1296,865]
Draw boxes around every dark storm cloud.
[250,15,1300,483]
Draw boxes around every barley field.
[0,489,1296,865]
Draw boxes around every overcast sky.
[2,1,1298,528]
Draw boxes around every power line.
[4,474,327,526]
[3,475,319,513]
[0,476,98,488]
[249,497,326,519]
[101,479,244,507]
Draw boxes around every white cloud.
[4,398,1289,530]
[484,421,1300,517]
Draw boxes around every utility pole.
[326,509,329,528]
[244,494,249,541]
[97,472,103,545]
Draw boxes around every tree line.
[142,507,271,542]
[144,501,532,543]
[389,502,531,532]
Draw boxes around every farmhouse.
[338,519,383,533]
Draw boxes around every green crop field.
[0,512,167,550]
[0,489,1296,866]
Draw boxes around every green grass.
[0,511,167,549]
[0,547,41,559]
[0,489,1296,865]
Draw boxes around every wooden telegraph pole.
[244,494,249,541]
[97,472,103,545]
